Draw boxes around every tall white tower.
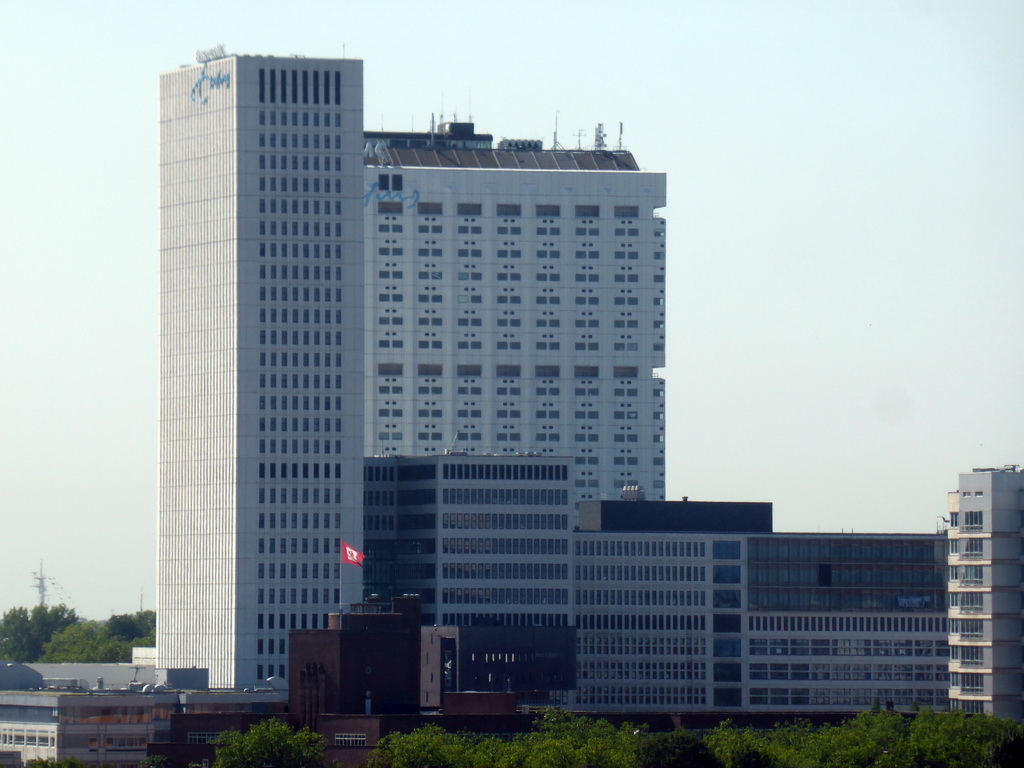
[158,54,365,688]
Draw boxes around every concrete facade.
[158,55,366,688]
[363,125,668,503]
[947,465,1024,718]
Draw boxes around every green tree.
[107,609,157,647]
[212,718,324,768]
[25,758,90,768]
[519,709,640,768]
[638,730,721,768]
[367,724,475,768]
[705,723,777,768]
[40,621,131,662]
[368,709,642,768]
[0,604,78,662]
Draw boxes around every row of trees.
[366,709,1024,768]
[0,605,155,663]
[25,711,1020,768]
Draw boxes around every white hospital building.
[158,52,666,689]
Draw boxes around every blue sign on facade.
[190,63,231,105]
[363,182,420,209]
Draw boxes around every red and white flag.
[341,541,365,567]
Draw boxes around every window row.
[257,561,338,580]
[377,202,642,218]
[441,512,568,530]
[576,564,708,582]
[257,487,348,505]
[376,362,640,378]
[577,633,705,657]
[441,537,569,556]
[576,586,707,607]
[441,587,568,605]
[441,562,568,581]
[440,488,569,507]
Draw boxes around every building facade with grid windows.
[362,453,575,633]
[574,501,950,712]
[362,123,668,503]
[946,465,1024,718]
[158,54,366,689]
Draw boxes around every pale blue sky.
[0,1,1020,619]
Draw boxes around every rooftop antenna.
[594,122,607,151]
[31,561,47,606]
[573,129,585,150]
[468,89,473,123]
[617,122,624,151]
[553,111,563,151]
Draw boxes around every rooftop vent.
[498,139,543,151]
[621,485,646,502]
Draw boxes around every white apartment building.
[158,54,366,688]
[947,465,1024,718]
[363,124,667,502]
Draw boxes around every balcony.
[956,605,985,615]
[955,631,984,640]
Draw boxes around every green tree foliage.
[368,724,475,768]
[107,609,156,647]
[519,709,640,768]
[706,711,1024,768]
[0,604,78,662]
[638,729,721,768]
[40,621,131,662]
[39,610,157,663]
[25,758,90,768]
[368,709,641,768]
[370,711,1024,768]
[211,718,324,768]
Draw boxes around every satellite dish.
[265,676,286,691]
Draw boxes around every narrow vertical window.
[291,71,298,103]
[268,69,276,103]
[333,71,341,105]
[323,70,330,104]
[312,71,320,104]
[280,69,287,102]
[302,70,309,103]
[259,69,265,103]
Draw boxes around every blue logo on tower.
[190,45,231,105]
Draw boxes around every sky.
[0,0,1021,620]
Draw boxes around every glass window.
[713,540,741,559]
[713,565,742,584]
